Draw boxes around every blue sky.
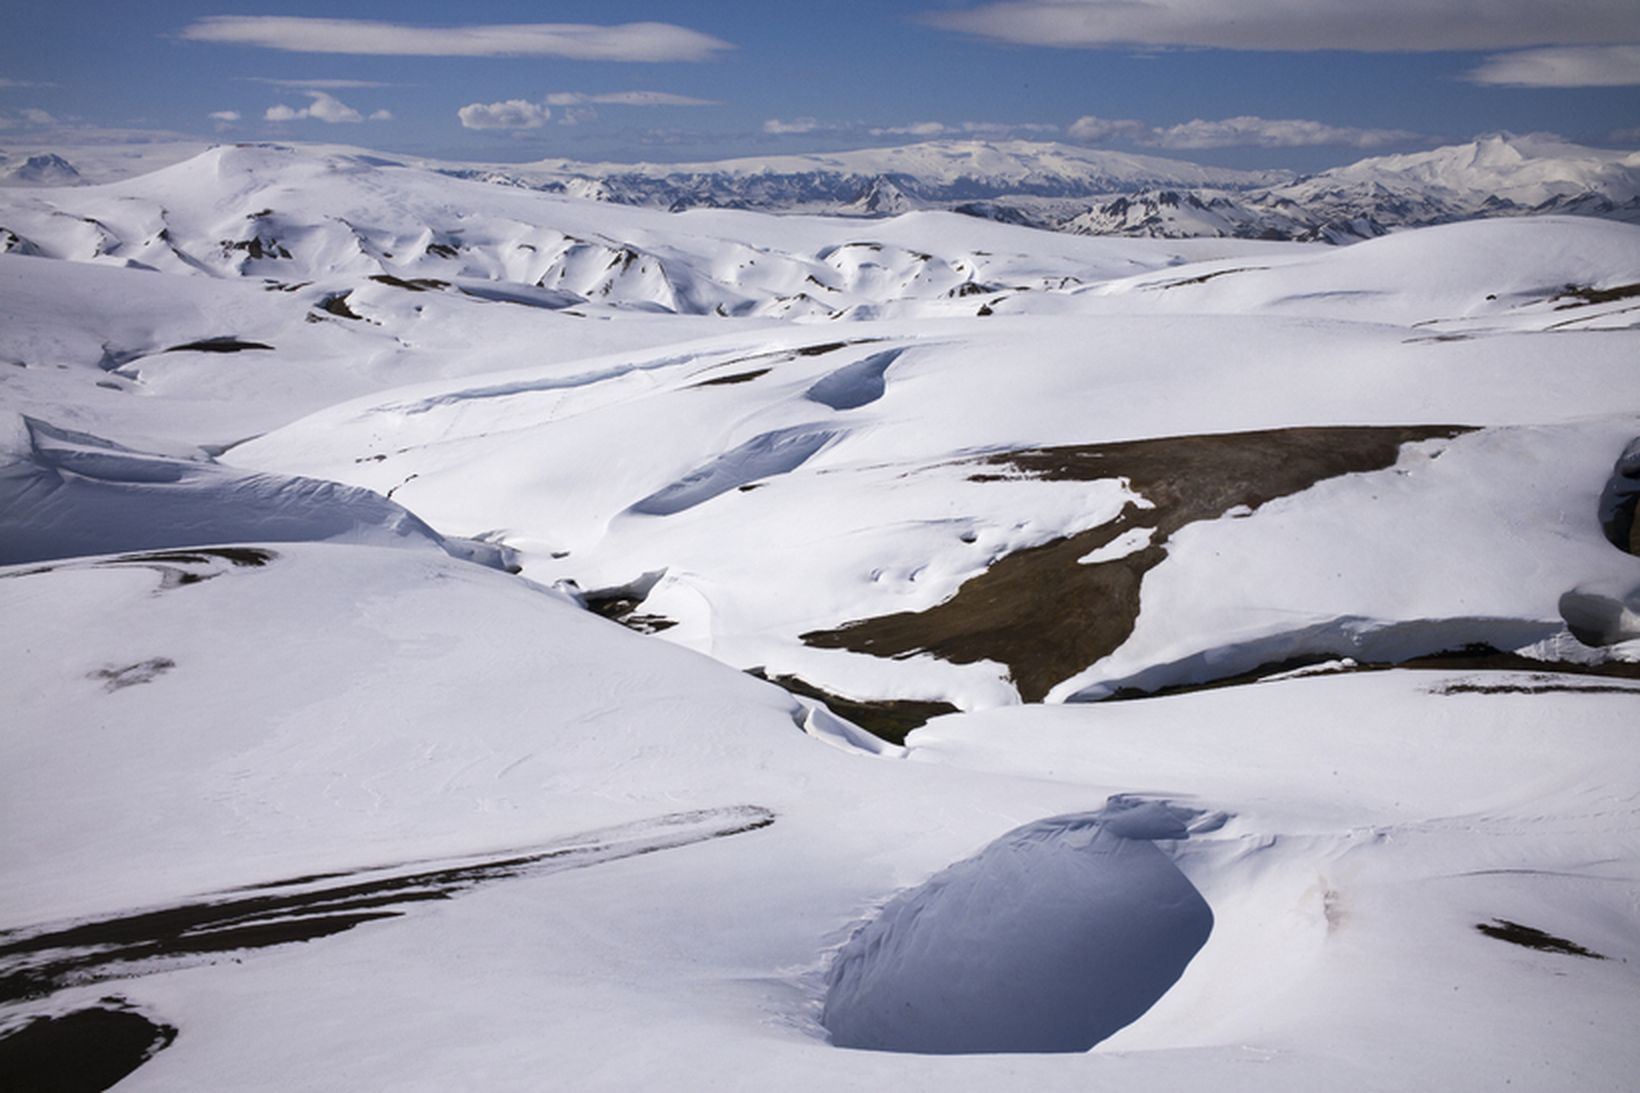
[2,1,1637,170]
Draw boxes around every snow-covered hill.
[2,140,1637,1090]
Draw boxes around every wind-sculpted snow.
[804,349,904,411]
[0,415,512,568]
[1061,614,1570,701]
[822,799,1214,1054]
[628,424,842,515]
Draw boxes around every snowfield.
[1,140,1637,1090]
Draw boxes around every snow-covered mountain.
[1255,133,1640,236]
[445,134,1640,242]
[7,134,1636,244]
[1,152,82,187]
[451,139,1287,212]
[2,141,1638,1090]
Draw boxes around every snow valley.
[1,138,1637,1090]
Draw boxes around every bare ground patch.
[802,425,1470,702]
[747,669,958,745]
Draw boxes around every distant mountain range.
[4,133,1636,244]
[446,133,1640,243]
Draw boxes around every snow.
[2,138,1638,1090]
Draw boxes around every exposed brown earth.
[747,668,958,745]
[802,425,1471,702]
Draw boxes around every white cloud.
[544,90,719,107]
[1066,113,1418,149]
[1067,115,1150,142]
[19,108,57,126]
[182,17,732,62]
[1464,45,1640,87]
[763,117,830,135]
[244,77,397,90]
[926,0,1640,52]
[263,91,387,124]
[208,110,242,122]
[457,99,552,130]
[0,78,56,89]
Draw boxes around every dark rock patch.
[368,273,449,292]
[89,658,176,693]
[315,292,360,320]
[0,1004,177,1093]
[1553,282,1640,309]
[581,570,676,633]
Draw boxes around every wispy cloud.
[243,77,398,90]
[265,91,391,124]
[544,90,719,107]
[1068,113,1420,149]
[926,0,1640,52]
[1066,116,1150,143]
[208,110,242,123]
[0,78,58,89]
[869,120,1058,138]
[1464,45,1640,87]
[458,100,552,130]
[0,107,60,130]
[182,17,733,62]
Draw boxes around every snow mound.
[0,415,511,569]
[821,799,1214,1054]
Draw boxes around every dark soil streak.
[803,426,1471,702]
[162,338,274,354]
[689,367,770,388]
[0,806,773,1003]
[1476,919,1606,958]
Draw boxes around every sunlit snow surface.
[1,143,1638,1089]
